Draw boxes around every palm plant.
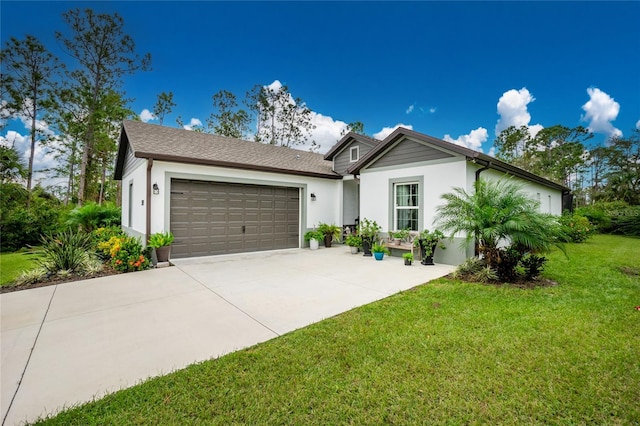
[435,178,564,268]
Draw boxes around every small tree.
[153,91,175,126]
[435,178,564,276]
[1,35,64,207]
[207,89,250,138]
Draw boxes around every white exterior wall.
[466,166,563,215]
[148,161,341,240]
[359,158,468,232]
[120,159,148,240]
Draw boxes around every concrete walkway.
[1,247,454,425]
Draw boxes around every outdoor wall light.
[310,192,316,201]
[153,183,159,195]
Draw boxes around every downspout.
[146,158,153,244]
[474,159,491,182]
[473,159,492,256]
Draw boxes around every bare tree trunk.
[26,83,38,209]
[77,141,91,205]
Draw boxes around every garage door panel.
[170,179,299,258]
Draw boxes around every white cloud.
[183,118,203,131]
[373,124,413,140]
[306,112,348,154]
[406,104,414,114]
[139,109,156,123]
[0,128,65,189]
[429,107,437,113]
[636,119,640,129]
[487,146,496,157]
[495,88,543,136]
[443,127,488,152]
[581,87,622,138]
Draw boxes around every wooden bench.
[384,231,420,259]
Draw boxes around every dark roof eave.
[469,153,569,192]
[113,127,128,180]
[135,152,343,180]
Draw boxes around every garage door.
[170,179,300,258]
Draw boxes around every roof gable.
[324,132,379,161]
[367,137,456,169]
[114,120,340,180]
[347,127,568,192]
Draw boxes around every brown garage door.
[170,179,300,258]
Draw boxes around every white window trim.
[394,182,420,231]
[349,145,359,163]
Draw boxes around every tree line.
[494,125,639,206]
[2,8,359,208]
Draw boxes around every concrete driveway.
[1,247,454,425]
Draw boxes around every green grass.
[36,234,640,425]
[0,250,42,286]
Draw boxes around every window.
[394,182,419,230]
[128,181,133,227]
[350,145,359,162]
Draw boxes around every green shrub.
[452,257,484,280]
[521,253,547,280]
[0,183,64,252]
[608,206,640,236]
[472,265,498,283]
[15,267,47,286]
[110,236,150,272]
[559,212,595,243]
[92,226,125,245]
[37,230,94,273]
[495,247,524,282]
[66,202,121,232]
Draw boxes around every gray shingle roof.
[114,120,340,180]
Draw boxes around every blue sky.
[2,1,639,180]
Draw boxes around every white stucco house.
[114,121,570,263]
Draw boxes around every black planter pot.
[421,255,434,266]
[404,259,412,266]
[324,234,332,248]
[362,238,373,257]
[418,239,437,265]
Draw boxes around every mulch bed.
[0,265,123,294]
[444,274,558,289]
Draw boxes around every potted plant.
[414,229,445,265]
[148,231,174,263]
[390,228,410,245]
[371,241,390,261]
[317,223,341,248]
[304,229,323,250]
[345,234,362,254]
[402,252,414,266]
[358,218,381,257]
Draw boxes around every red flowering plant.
[109,236,150,272]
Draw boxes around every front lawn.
[35,234,640,424]
[0,250,42,286]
